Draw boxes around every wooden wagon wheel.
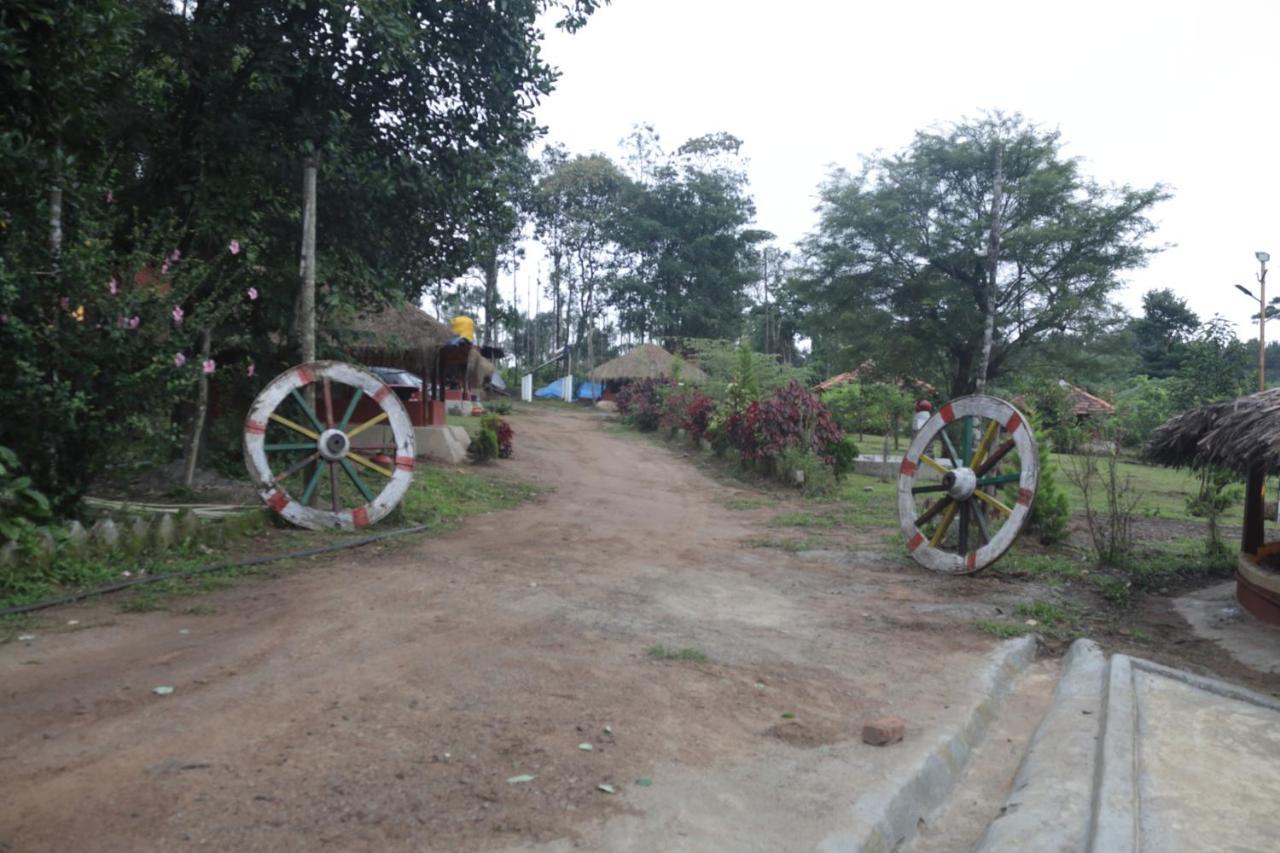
[243,361,416,530]
[897,395,1038,574]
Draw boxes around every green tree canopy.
[798,113,1168,396]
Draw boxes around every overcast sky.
[510,0,1278,340]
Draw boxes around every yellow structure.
[450,315,476,342]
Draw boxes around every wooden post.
[1243,464,1266,555]
[299,158,317,365]
[975,143,1003,393]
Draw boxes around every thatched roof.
[590,343,707,383]
[332,303,454,373]
[1147,388,1280,474]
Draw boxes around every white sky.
[506,0,1279,341]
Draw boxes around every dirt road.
[1,409,1034,851]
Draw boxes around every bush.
[780,447,838,497]
[829,436,860,480]
[753,380,845,465]
[660,386,716,440]
[473,414,513,460]
[1027,450,1071,545]
[0,445,52,544]
[615,378,669,432]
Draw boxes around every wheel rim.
[897,395,1038,574]
[243,361,416,530]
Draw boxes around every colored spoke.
[958,500,970,551]
[346,411,388,440]
[961,416,973,466]
[348,451,393,478]
[973,500,992,544]
[340,458,375,502]
[977,472,1021,488]
[938,429,962,466]
[269,412,319,440]
[916,495,953,527]
[300,461,326,505]
[290,389,325,433]
[920,455,948,476]
[970,420,999,469]
[974,489,1012,515]
[338,389,363,431]
[330,462,341,512]
[974,440,1016,478]
[929,501,959,547]
[911,483,948,494]
[265,442,317,452]
[274,451,320,483]
[323,378,335,428]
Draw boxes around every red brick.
[861,716,906,746]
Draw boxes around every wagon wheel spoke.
[329,461,341,512]
[915,495,953,528]
[347,411,388,440]
[275,451,321,483]
[938,428,962,466]
[347,451,393,478]
[919,454,949,476]
[299,459,326,505]
[269,412,320,440]
[911,483,948,494]
[958,500,970,552]
[265,442,317,452]
[970,420,1000,469]
[974,439,1016,478]
[973,499,993,544]
[339,458,376,502]
[338,389,363,431]
[973,489,1012,516]
[290,388,325,433]
[929,500,959,547]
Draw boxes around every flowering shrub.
[660,386,716,440]
[495,419,514,458]
[615,378,669,432]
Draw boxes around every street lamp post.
[1236,250,1271,392]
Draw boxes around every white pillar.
[521,374,533,403]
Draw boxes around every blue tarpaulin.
[534,377,570,399]
[576,381,604,400]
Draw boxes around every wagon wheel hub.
[942,467,977,500]
[317,428,350,462]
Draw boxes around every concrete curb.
[820,635,1037,853]
[973,637,1105,853]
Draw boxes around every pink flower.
[105,190,115,204]
[108,276,119,296]
[0,314,8,324]
[174,352,186,367]
[228,239,241,255]
[247,286,258,301]
[59,296,70,310]
[247,362,256,378]
[128,315,140,330]
[169,249,181,263]
[172,305,184,325]
[121,570,131,578]
[160,260,170,275]
[202,359,216,375]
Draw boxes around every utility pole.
[1236,250,1272,392]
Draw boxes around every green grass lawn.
[1052,453,1204,523]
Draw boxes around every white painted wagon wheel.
[243,361,416,530]
[897,395,1038,574]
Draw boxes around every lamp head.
[1258,251,1271,264]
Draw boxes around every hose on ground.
[0,524,432,618]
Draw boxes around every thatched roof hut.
[590,342,707,383]
[1148,388,1280,625]
[1060,381,1115,418]
[1147,388,1280,474]
[330,302,495,388]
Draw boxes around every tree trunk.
[975,143,1003,393]
[298,157,318,365]
[482,246,498,346]
[182,329,213,488]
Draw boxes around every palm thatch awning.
[329,303,454,374]
[1147,388,1280,474]
[812,360,936,395]
[589,343,707,383]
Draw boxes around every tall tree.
[800,113,1168,396]
[1130,288,1200,377]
